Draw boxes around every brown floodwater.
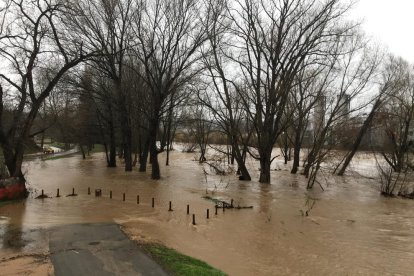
[1,148,414,275]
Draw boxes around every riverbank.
[141,243,226,276]
[0,199,21,208]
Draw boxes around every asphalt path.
[49,223,168,276]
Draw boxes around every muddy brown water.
[1,148,414,275]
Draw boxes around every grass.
[143,244,227,276]
[0,199,21,208]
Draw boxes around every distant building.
[313,95,326,131]
[337,93,351,119]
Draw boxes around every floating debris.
[202,196,253,209]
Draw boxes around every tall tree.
[131,0,212,179]
[378,58,414,173]
[228,0,352,183]
[68,0,135,171]
[0,1,95,192]
[303,34,378,189]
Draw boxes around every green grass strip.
[144,244,227,276]
[0,199,21,208]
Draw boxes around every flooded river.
[1,148,414,275]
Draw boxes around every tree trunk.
[116,82,132,171]
[303,152,315,178]
[103,141,110,165]
[3,146,24,180]
[233,145,251,181]
[259,155,271,183]
[149,115,161,179]
[291,128,302,174]
[40,131,45,149]
[237,162,251,181]
[231,145,235,165]
[283,133,289,164]
[150,136,160,179]
[122,136,132,171]
[132,152,138,167]
[291,144,300,174]
[1,144,27,198]
[139,138,149,172]
[166,142,170,166]
[80,144,86,159]
[109,143,116,167]
[337,99,380,176]
[108,123,116,167]
[165,104,173,166]
[307,161,321,189]
[199,148,206,162]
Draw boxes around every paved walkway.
[49,223,168,276]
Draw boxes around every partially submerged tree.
[378,58,414,173]
[228,0,352,183]
[131,0,213,179]
[200,1,252,180]
[0,1,96,190]
[335,54,399,176]
[67,0,135,171]
[303,34,379,188]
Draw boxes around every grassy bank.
[0,199,21,208]
[143,244,227,276]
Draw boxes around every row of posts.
[41,187,231,225]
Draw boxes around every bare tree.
[227,0,352,183]
[199,0,252,180]
[131,0,212,179]
[288,64,334,174]
[303,34,379,189]
[378,58,414,173]
[0,1,96,192]
[335,54,400,176]
[67,0,135,171]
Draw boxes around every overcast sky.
[351,0,414,63]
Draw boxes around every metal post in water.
[168,201,173,211]
[137,195,139,204]
[56,189,60,197]
[152,197,155,208]
[187,204,189,215]
[72,188,75,195]
[215,205,218,215]
[207,209,209,219]
[123,193,125,201]
[110,190,112,199]
[88,187,91,195]
[192,214,196,225]
[41,189,44,197]
[231,199,234,208]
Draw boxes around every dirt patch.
[0,254,53,276]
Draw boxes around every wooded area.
[0,0,413,196]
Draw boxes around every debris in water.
[202,196,253,209]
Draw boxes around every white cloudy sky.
[351,0,414,63]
